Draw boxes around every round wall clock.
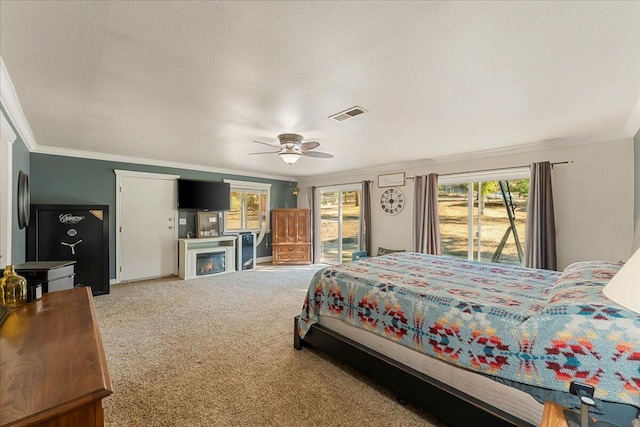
[380,188,404,215]
[17,170,30,229]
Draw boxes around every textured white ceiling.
[1,1,639,178]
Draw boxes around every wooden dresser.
[0,287,112,427]
[272,208,311,264]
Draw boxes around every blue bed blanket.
[298,252,640,408]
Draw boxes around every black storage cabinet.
[27,204,109,296]
[3,261,76,294]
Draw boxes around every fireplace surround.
[178,237,236,279]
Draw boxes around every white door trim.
[0,110,17,265]
[114,170,180,283]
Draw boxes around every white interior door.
[116,171,179,282]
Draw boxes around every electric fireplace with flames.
[196,252,226,276]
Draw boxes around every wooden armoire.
[272,208,311,264]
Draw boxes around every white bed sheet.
[317,315,543,426]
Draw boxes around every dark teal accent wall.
[30,153,297,279]
[2,105,30,264]
[11,141,29,264]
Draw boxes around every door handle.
[168,226,174,229]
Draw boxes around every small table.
[2,261,76,293]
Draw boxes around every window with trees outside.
[438,168,529,265]
[223,180,271,232]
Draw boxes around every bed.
[294,252,640,426]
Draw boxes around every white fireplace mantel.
[178,237,236,279]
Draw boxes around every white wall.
[297,138,635,270]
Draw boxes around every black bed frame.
[294,316,535,427]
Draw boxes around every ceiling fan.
[250,133,334,164]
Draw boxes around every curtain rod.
[312,180,372,190]
[404,161,572,180]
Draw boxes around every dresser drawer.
[273,245,311,264]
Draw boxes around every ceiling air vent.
[329,106,368,122]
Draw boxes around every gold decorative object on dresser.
[272,208,311,264]
[0,265,27,308]
[0,287,112,427]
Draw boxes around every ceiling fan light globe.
[279,152,302,164]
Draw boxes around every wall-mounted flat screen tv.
[177,179,230,211]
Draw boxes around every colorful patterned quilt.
[298,252,640,408]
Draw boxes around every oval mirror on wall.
[17,170,30,229]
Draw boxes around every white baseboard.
[110,260,272,283]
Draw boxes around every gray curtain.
[413,174,441,255]
[524,162,557,270]
[359,180,372,255]
[307,186,318,263]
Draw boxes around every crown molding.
[625,96,640,137]
[2,58,293,182]
[426,129,631,166]
[31,144,294,182]
[300,128,632,183]
[3,53,634,183]
[0,57,37,151]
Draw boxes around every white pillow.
[602,246,640,313]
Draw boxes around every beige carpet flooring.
[94,265,445,426]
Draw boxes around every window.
[223,180,271,232]
[438,168,529,265]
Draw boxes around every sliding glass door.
[438,177,529,265]
[319,185,362,264]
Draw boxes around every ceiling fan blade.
[248,151,279,155]
[302,151,333,159]
[253,140,281,148]
[300,141,320,151]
